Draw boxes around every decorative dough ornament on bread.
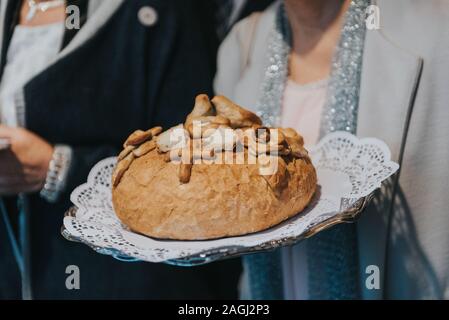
[112,94,317,240]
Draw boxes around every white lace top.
[0,22,64,126]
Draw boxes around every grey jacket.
[215,0,449,299]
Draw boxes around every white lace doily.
[62,132,399,265]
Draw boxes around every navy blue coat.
[0,0,242,299]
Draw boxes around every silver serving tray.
[61,193,373,266]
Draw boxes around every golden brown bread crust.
[112,149,316,240]
[111,94,317,240]
[211,95,263,128]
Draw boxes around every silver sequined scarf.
[255,0,368,132]
[252,0,369,299]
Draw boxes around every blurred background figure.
[214,0,274,40]
[216,0,449,299]
[0,0,244,299]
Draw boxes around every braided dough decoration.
[112,95,317,240]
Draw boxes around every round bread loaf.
[111,95,317,240]
[112,150,316,240]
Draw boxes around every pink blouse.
[280,78,328,300]
[280,79,328,149]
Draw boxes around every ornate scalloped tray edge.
[61,132,398,266]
